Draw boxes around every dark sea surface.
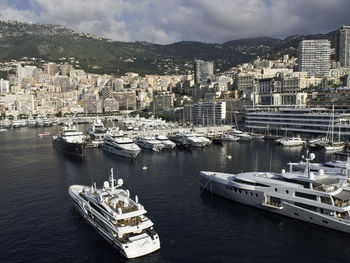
[1,127,350,263]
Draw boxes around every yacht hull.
[199,172,350,233]
[102,144,140,158]
[53,138,84,157]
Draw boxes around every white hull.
[280,141,304,147]
[199,172,350,233]
[324,145,344,152]
[102,144,140,158]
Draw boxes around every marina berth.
[69,168,160,258]
[200,153,350,233]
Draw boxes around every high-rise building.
[298,40,331,78]
[194,60,214,84]
[192,101,226,125]
[336,25,350,67]
[150,92,174,114]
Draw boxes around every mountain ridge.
[0,20,337,76]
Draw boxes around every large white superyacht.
[200,154,350,233]
[134,136,165,151]
[183,133,211,147]
[69,169,160,258]
[103,127,141,158]
[155,134,176,150]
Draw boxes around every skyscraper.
[336,25,350,67]
[194,59,214,84]
[298,40,331,78]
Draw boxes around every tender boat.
[69,168,160,258]
[279,137,305,147]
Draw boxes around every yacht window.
[234,179,268,187]
[239,190,242,194]
[321,220,328,224]
[286,190,289,194]
[294,202,317,211]
[274,188,278,192]
[90,203,106,215]
[295,192,317,201]
[320,196,332,205]
[294,212,299,216]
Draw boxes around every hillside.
[0,21,336,76]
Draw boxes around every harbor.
[2,127,350,262]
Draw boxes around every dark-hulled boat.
[53,121,85,157]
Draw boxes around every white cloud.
[0,0,349,44]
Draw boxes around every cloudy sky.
[0,0,349,44]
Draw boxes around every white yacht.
[155,134,176,150]
[229,129,252,141]
[103,127,141,158]
[200,153,350,233]
[135,136,165,152]
[221,133,240,142]
[87,117,107,146]
[289,155,349,174]
[36,117,44,127]
[1,117,11,129]
[184,133,211,147]
[27,115,37,127]
[324,142,345,153]
[12,118,21,128]
[20,119,27,127]
[168,132,191,147]
[69,169,160,258]
[42,116,52,126]
[279,137,305,147]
